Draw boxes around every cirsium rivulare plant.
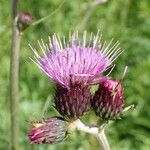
[28,31,133,150]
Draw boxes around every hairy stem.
[76,0,107,30]
[10,0,21,149]
[31,0,65,26]
[95,129,110,150]
[69,119,110,150]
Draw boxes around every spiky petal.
[30,31,122,88]
[28,117,68,144]
[91,79,124,120]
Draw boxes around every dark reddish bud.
[91,79,124,120]
[18,12,32,31]
[28,117,68,144]
[55,82,91,119]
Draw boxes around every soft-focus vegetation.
[0,0,150,149]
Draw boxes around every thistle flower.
[28,117,68,144]
[30,31,122,118]
[91,79,124,120]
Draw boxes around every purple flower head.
[30,31,122,89]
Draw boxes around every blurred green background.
[0,0,150,149]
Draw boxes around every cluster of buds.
[28,31,127,144]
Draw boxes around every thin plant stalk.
[76,0,107,30]
[69,119,110,150]
[31,0,65,26]
[10,0,22,149]
[96,129,110,150]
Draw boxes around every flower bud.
[91,79,124,120]
[55,83,91,119]
[28,117,68,144]
[18,12,32,31]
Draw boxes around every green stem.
[31,0,65,26]
[76,0,107,30]
[10,0,22,149]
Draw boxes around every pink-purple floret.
[40,47,111,87]
[31,32,121,88]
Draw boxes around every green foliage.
[0,0,150,149]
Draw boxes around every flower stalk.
[68,119,110,150]
[95,129,110,150]
[10,1,21,150]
